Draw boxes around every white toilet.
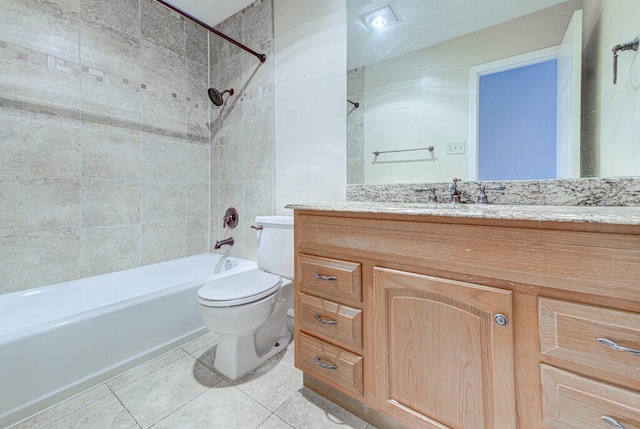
[197,215,294,380]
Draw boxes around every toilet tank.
[255,215,294,279]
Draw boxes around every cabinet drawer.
[298,254,362,303]
[296,332,363,397]
[539,298,640,391]
[541,365,640,429]
[298,293,363,350]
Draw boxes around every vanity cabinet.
[292,208,640,429]
[372,268,515,429]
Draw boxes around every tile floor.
[11,319,377,429]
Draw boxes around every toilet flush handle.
[251,225,263,231]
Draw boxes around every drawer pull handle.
[602,416,626,429]
[597,338,640,357]
[314,273,338,281]
[314,356,338,370]
[314,314,338,325]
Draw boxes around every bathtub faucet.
[214,237,234,249]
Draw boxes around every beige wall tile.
[140,0,186,57]
[82,128,141,179]
[243,94,275,142]
[217,104,243,146]
[187,218,209,255]
[186,144,210,184]
[81,76,141,123]
[244,181,273,221]
[187,184,209,220]
[141,181,186,224]
[243,139,273,181]
[0,54,82,111]
[0,0,80,63]
[0,229,80,293]
[79,21,142,80]
[80,0,141,38]
[220,144,243,183]
[141,221,186,265]
[0,117,82,178]
[141,40,186,95]
[1,176,81,234]
[82,179,140,227]
[80,225,140,277]
[141,138,186,181]
[141,91,187,134]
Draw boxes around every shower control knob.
[494,314,508,326]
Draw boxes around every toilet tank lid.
[255,215,293,225]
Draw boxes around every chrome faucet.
[473,183,506,204]
[214,237,234,249]
[414,187,438,203]
[447,178,462,204]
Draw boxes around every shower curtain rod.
[154,0,266,63]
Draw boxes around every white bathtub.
[0,253,256,428]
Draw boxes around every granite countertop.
[285,201,640,226]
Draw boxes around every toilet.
[197,215,294,380]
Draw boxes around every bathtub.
[0,253,256,427]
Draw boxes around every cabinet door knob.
[314,272,338,281]
[597,338,640,357]
[602,416,626,429]
[314,356,338,370]
[314,314,338,325]
[494,314,508,326]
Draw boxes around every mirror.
[347,0,640,184]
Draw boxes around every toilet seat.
[198,269,281,307]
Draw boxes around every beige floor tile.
[46,393,138,429]
[234,350,303,411]
[107,348,187,391]
[114,355,223,428]
[257,414,294,429]
[188,342,218,372]
[181,332,218,355]
[152,381,271,429]
[10,384,111,429]
[275,388,369,429]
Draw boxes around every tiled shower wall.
[210,0,276,261]
[347,67,364,184]
[0,0,215,294]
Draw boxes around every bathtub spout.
[214,237,234,249]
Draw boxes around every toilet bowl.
[197,216,294,380]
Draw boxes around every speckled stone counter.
[347,177,640,207]
[285,201,640,226]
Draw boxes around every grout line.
[108,384,143,429]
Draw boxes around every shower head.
[208,87,234,106]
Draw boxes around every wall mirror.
[347,0,640,184]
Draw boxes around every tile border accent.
[0,96,207,143]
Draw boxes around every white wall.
[274,0,347,214]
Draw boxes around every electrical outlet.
[446,141,465,155]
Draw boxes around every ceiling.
[347,0,568,69]
[163,0,255,27]
[162,0,568,70]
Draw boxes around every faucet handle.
[473,183,506,204]
[415,187,438,203]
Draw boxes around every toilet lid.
[197,269,281,307]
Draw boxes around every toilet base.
[214,331,291,380]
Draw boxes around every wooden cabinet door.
[372,267,516,429]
